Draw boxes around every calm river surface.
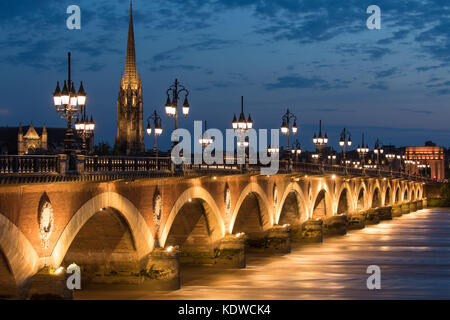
[76,208,450,300]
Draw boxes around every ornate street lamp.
[53,52,87,169]
[396,154,406,173]
[327,153,337,166]
[357,133,370,169]
[74,107,95,155]
[291,139,302,162]
[198,120,214,148]
[146,110,163,157]
[313,120,328,163]
[418,163,430,178]
[339,128,352,166]
[232,96,252,171]
[385,152,396,174]
[198,120,214,164]
[164,79,190,148]
[280,109,298,169]
[373,139,384,165]
[268,145,280,155]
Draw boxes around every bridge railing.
[0,155,59,174]
[84,156,172,173]
[0,154,432,183]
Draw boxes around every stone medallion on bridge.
[273,184,278,213]
[153,188,163,233]
[38,193,54,249]
[225,183,231,219]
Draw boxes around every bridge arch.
[50,192,154,269]
[311,188,333,219]
[160,186,225,248]
[371,187,382,208]
[276,182,308,225]
[385,185,392,206]
[403,187,409,202]
[355,183,368,211]
[0,214,39,289]
[394,186,401,204]
[336,184,354,215]
[230,182,273,235]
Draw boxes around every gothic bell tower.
[114,2,144,155]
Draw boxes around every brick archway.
[394,186,401,203]
[385,185,392,205]
[355,182,368,211]
[276,182,308,225]
[371,187,382,208]
[50,192,154,269]
[336,183,355,215]
[311,188,333,219]
[0,214,39,287]
[159,186,225,247]
[229,182,273,234]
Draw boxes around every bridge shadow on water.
[75,208,450,300]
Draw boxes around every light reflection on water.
[76,208,450,300]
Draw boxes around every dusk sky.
[1,0,450,151]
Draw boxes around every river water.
[76,208,450,300]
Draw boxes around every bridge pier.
[323,215,347,236]
[143,247,180,290]
[301,219,323,243]
[347,213,366,230]
[28,267,73,300]
[247,226,291,254]
[410,201,418,212]
[423,198,428,208]
[214,234,246,268]
[377,206,392,220]
[289,224,303,241]
[401,202,411,214]
[417,200,423,210]
[364,208,380,225]
[392,204,402,217]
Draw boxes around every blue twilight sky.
[0,0,450,152]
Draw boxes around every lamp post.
[198,120,214,163]
[146,110,163,157]
[164,79,190,148]
[418,163,430,178]
[405,159,417,177]
[232,96,253,172]
[280,109,298,170]
[312,120,328,163]
[327,153,337,166]
[385,152,396,174]
[373,139,384,165]
[52,52,86,170]
[357,134,369,171]
[199,120,214,148]
[291,139,302,163]
[396,154,406,174]
[268,145,280,155]
[339,128,352,166]
[74,107,95,155]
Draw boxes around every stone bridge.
[0,167,426,298]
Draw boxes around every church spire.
[124,1,137,84]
